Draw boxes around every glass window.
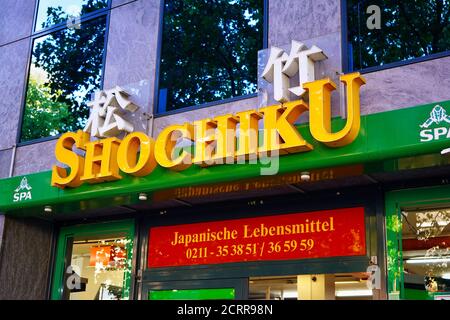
[64,236,133,300]
[249,276,298,300]
[157,0,264,113]
[402,207,450,299]
[249,274,374,300]
[35,0,109,31]
[20,17,107,142]
[346,0,450,71]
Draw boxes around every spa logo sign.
[13,177,32,202]
[419,105,450,142]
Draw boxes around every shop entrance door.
[386,185,450,300]
[51,220,135,300]
[144,278,248,300]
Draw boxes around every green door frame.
[50,219,135,300]
[385,184,450,299]
[143,278,249,300]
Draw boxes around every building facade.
[1,0,450,300]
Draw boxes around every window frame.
[153,0,269,117]
[341,0,450,75]
[16,0,112,146]
[32,0,110,34]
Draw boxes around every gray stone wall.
[0,0,36,46]
[268,0,341,47]
[0,149,12,179]
[0,216,53,300]
[104,0,160,115]
[0,0,36,177]
[0,215,4,254]
[361,56,450,114]
[0,39,31,152]
[13,140,57,176]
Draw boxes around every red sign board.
[148,207,366,268]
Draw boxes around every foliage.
[347,0,450,70]
[21,0,107,142]
[159,0,264,111]
[21,79,70,141]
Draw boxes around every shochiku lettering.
[51,73,366,189]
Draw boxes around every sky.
[35,0,90,30]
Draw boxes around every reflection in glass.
[248,273,373,300]
[249,276,298,300]
[402,208,450,299]
[66,237,132,300]
[35,0,108,31]
[157,0,264,112]
[347,0,450,70]
[20,17,106,142]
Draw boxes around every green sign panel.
[1,100,450,216]
[149,288,235,300]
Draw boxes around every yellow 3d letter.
[117,132,157,176]
[259,101,313,155]
[211,114,239,164]
[305,72,366,147]
[51,131,89,188]
[192,118,217,166]
[154,123,194,171]
[80,137,122,183]
[235,110,262,159]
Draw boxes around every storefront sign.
[51,42,365,189]
[419,104,450,142]
[13,177,33,202]
[148,207,366,268]
[51,72,366,189]
[3,100,450,215]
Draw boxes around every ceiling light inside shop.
[406,257,450,264]
[335,280,361,284]
[416,221,449,228]
[138,193,147,201]
[300,172,310,181]
[335,289,373,297]
[441,273,450,280]
[282,290,298,299]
